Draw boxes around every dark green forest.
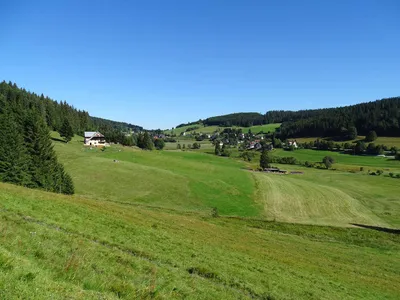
[0,81,144,194]
[0,81,74,194]
[176,112,265,128]
[271,98,400,138]
[178,97,400,138]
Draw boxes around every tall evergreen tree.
[59,118,74,143]
[0,110,30,185]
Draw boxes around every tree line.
[0,82,74,194]
[0,81,143,143]
[177,97,400,138]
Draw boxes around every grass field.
[1,182,399,299]
[53,134,260,216]
[164,123,281,135]
[295,136,400,148]
[0,133,399,299]
[272,148,400,170]
[164,140,214,151]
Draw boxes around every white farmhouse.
[84,131,107,147]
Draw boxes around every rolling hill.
[171,97,400,139]
[0,135,399,299]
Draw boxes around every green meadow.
[0,132,399,299]
[296,136,400,148]
[164,123,281,135]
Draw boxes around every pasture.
[272,148,400,171]
[164,123,281,135]
[0,133,399,299]
[295,136,400,148]
[0,182,399,299]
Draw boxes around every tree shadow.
[350,223,400,234]
[51,137,66,143]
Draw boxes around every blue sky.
[1,0,399,129]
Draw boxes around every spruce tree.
[0,111,30,185]
[59,118,74,143]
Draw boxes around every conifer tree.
[59,118,74,143]
[0,108,30,185]
[260,150,271,169]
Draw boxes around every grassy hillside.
[53,133,260,216]
[1,133,399,299]
[1,182,399,299]
[165,123,281,135]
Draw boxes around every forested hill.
[176,97,400,138]
[276,97,400,138]
[0,80,143,195]
[0,81,143,135]
[177,112,265,128]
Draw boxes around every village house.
[84,131,107,147]
[288,140,298,148]
[248,141,262,150]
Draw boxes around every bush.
[389,172,394,178]
[211,207,219,218]
[240,151,255,162]
[396,174,400,179]
[274,156,297,165]
[376,170,383,176]
[192,142,201,149]
[360,167,364,172]
[154,138,165,150]
[365,130,378,142]
[304,161,314,168]
[322,156,335,169]
[396,153,400,160]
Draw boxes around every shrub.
[211,207,219,218]
[389,172,394,178]
[360,167,364,172]
[376,170,383,176]
[240,151,255,162]
[192,142,201,149]
[274,156,297,165]
[396,174,400,179]
[365,130,378,142]
[322,156,335,169]
[154,138,165,150]
[396,153,400,160]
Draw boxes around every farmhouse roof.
[84,131,104,139]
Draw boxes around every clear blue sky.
[2,0,399,129]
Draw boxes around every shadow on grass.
[51,137,66,143]
[350,223,400,234]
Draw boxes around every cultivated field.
[0,133,399,299]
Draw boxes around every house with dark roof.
[84,131,107,147]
